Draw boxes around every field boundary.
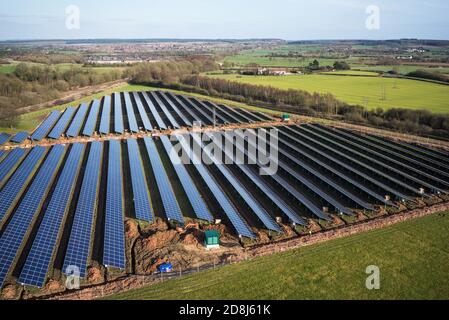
[30,201,449,300]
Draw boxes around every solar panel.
[0,133,11,145]
[205,101,242,124]
[175,134,254,238]
[48,107,76,139]
[310,124,449,188]
[10,131,28,144]
[160,135,213,222]
[113,93,124,134]
[66,103,89,137]
[183,97,214,125]
[149,92,180,129]
[263,130,374,210]
[189,98,228,125]
[0,148,27,184]
[231,107,254,123]
[82,100,101,136]
[0,150,4,162]
[99,96,112,134]
[218,133,307,226]
[218,104,249,123]
[165,93,201,124]
[281,126,411,201]
[232,129,331,221]
[63,141,103,277]
[0,147,47,222]
[123,92,139,133]
[332,125,449,176]
[0,144,65,288]
[103,140,125,269]
[239,108,266,122]
[196,134,281,232]
[142,136,183,223]
[278,129,393,206]
[131,92,153,131]
[158,92,192,127]
[141,92,167,130]
[19,143,85,288]
[297,125,437,196]
[31,110,61,141]
[127,139,153,222]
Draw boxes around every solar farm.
[0,90,449,298]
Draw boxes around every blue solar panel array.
[82,100,101,136]
[48,107,76,139]
[159,92,192,127]
[160,135,213,222]
[103,140,125,269]
[0,148,26,184]
[0,144,65,288]
[221,134,307,226]
[113,93,124,134]
[99,96,111,135]
[66,103,89,138]
[127,139,153,222]
[10,131,29,144]
[19,144,85,288]
[142,92,166,130]
[31,110,61,141]
[150,92,180,129]
[197,133,281,232]
[143,136,183,223]
[175,135,254,238]
[0,150,4,162]
[63,141,103,277]
[124,93,139,133]
[0,147,47,222]
[0,133,11,145]
[132,92,153,131]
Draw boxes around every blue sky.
[0,0,448,40]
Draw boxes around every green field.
[208,74,449,113]
[0,64,16,74]
[106,211,449,300]
[320,70,379,76]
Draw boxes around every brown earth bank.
[5,199,447,301]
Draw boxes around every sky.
[0,0,448,40]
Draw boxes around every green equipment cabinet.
[204,230,220,250]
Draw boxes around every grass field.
[208,74,449,113]
[105,211,449,300]
[320,70,379,76]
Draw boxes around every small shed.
[282,114,291,122]
[204,230,220,250]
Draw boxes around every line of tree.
[125,56,218,83]
[406,70,449,84]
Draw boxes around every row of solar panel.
[24,91,273,142]
[0,125,448,289]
